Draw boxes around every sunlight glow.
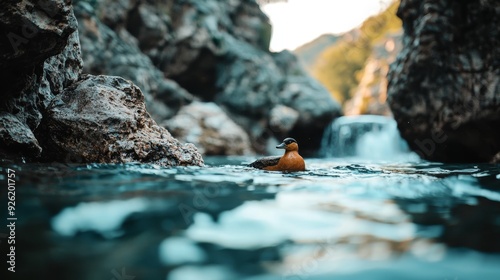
[262,0,394,51]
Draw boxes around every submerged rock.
[38,75,203,166]
[387,0,500,163]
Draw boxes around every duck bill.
[276,142,286,149]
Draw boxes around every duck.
[248,138,305,172]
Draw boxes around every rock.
[41,30,83,103]
[215,45,342,155]
[0,0,205,166]
[0,0,76,70]
[38,75,204,167]
[0,28,82,160]
[124,1,172,55]
[216,36,282,117]
[387,0,500,163]
[74,0,341,155]
[272,50,342,154]
[154,0,271,91]
[0,112,42,159]
[227,0,273,50]
[104,0,273,107]
[269,105,299,136]
[74,2,194,122]
[0,0,78,158]
[164,102,253,155]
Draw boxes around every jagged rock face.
[76,0,341,155]
[0,112,42,158]
[74,2,194,122]
[215,36,282,116]
[87,0,271,102]
[0,1,204,166]
[41,30,83,100]
[0,0,76,72]
[387,0,500,163]
[272,50,342,153]
[38,75,204,166]
[165,102,253,155]
[155,0,272,95]
[0,0,79,159]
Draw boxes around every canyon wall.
[387,0,499,163]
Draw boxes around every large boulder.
[387,0,500,163]
[38,75,203,166]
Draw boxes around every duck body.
[248,138,305,172]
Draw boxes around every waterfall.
[320,115,411,160]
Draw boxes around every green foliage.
[312,1,401,104]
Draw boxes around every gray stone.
[273,50,342,153]
[0,0,78,158]
[75,2,193,122]
[39,75,204,166]
[0,112,42,159]
[40,30,83,104]
[387,0,500,163]
[269,105,299,135]
[74,0,342,155]
[216,36,282,116]
[164,102,253,155]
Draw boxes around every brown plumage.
[248,138,306,172]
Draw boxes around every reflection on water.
[2,157,500,280]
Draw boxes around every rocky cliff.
[75,0,341,155]
[387,0,500,163]
[0,0,202,166]
[0,0,341,163]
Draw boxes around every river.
[2,154,500,279]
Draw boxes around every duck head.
[276,138,299,151]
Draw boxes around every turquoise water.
[2,157,500,279]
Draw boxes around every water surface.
[2,156,500,279]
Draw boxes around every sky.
[261,0,395,51]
